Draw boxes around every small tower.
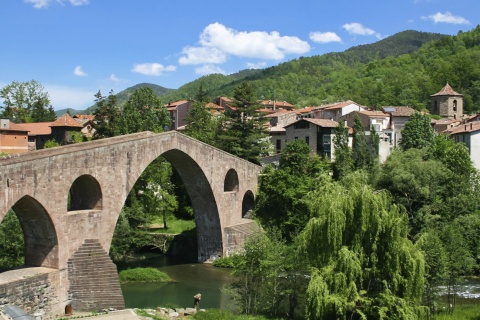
[430,83,463,120]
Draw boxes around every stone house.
[259,99,295,112]
[265,110,298,153]
[50,113,83,145]
[0,119,29,154]
[430,83,464,120]
[165,100,192,130]
[284,118,339,159]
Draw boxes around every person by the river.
[193,293,202,311]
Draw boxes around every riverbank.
[55,307,202,320]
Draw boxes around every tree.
[351,114,378,170]
[301,173,426,319]
[399,112,435,151]
[217,81,272,164]
[185,85,216,145]
[255,140,328,241]
[0,80,55,123]
[116,87,170,135]
[332,121,353,180]
[0,210,24,271]
[93,90,120,139]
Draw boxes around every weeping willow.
[301,173,427,320]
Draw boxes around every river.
[119,254,236,310]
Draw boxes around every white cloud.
[195,64,225,76]
[73,66,87,77]
[246,62,267,69]
[45,85,95,110]
[131,63,177,76]
[179,47,227,65]
[343,22,382,39]
[25,0,88,8]
[179,22,310,65]
[422,12,470,25]
[110,74,120,83]
[309,31,342,43]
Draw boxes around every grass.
[434,303,480,320]
[148,218,196,235]
[118,267,174,283]
[191,309,280,320]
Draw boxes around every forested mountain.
[65,27,480,116]
[161,29,452,109]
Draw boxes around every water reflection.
[120,254,236,310]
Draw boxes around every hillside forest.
[0,26,480,320]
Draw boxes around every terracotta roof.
[73,114,95,120]
[264,109,296,118]
[286,118,339,128]
[322,100,361,111]
[205,102,224,110]
[295,107,315,114]
[0,122,29,133]
[50,113,83,128]
[257,108,276,114]
[359,110,389,118]
[450,122,480,135]
[18,122,52,135]
[382,106,416,117]
[260,100,295,108]
[164,100,189,109]
[431,83,463,96]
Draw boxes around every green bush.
[118,267,173,283]
[212,255,241,268]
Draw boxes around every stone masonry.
[0,131,261,316]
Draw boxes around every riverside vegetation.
[2,26,480,320]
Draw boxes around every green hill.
[57,27,480,116]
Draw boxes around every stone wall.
[0,268,61,319]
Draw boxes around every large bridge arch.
[0,131,262,316]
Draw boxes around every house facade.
[313,100,366,121]
[0,119,29,154]
[284,118,339,159]
[165,100,192,130]
[450,122,480,171]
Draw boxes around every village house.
[313,100,366,121]
[73,114,96,138]
[283,118,340,159]
[259,99,295,112]
[339,110,391,162]
[165,100,192,130]
[19,122,52,150]
[50,113,83,145]
[381,106,417,148]
[264,110,297,153]
[0,119,29,154]
[449,122,480,171]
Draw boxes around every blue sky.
[1,0,478,110]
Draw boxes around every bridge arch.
[68,174,103,211]
[224,169,239,192]
[160,149,223,261]
[242,190,255,218]
[11,195,58,268]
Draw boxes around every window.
[276,139,281,151]
[453,100,457,112]
[305,136,310,145]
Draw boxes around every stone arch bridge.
[0,131,261,318]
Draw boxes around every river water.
[120,254,236,310]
